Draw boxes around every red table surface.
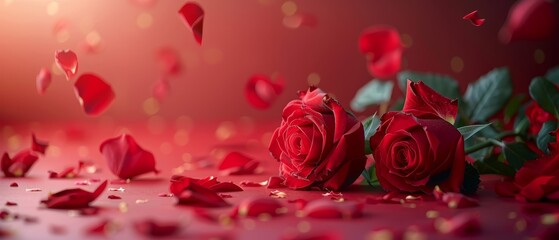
[1,120,558,240]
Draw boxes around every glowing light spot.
[7,135,21,151]
[368,229,394,240]
[77,146,89,158]
[175,115,194,131]
[215,121,236,141]
[242,219,256,230]
[450,56,464,73]
[160,142,173,155]
[181,152,192,162]
[281,1,297,16]
[258,213,272,221]
[401,33,413,48]
[47,1,59,16]
[426,210,439,219]
[210,148,227,160]
[297,221,311,233]
[136,12,153,29]
[86,31,101,46]
[202,48,223,65]
[307,72,320,86]
[118,202,128,213]
[142,97,160,116]
[508,212,517,219]
[173,130,189,146]
[56,29,70,43]
[147,115,166,134]
[515,219,527,232]
[135,199,149,204]
[541,214,559,225]
[534,49,545,64]
[4,0,14,6]
[48,145,61,157]
[283,15,302,29]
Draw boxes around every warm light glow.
[136,12,153,29]
[77,146,89,158]
[215,121,236,141]
[307,72,320,86]
[401,33,413,48]
[281,1,298,16]
[450,56,464,73]
[47,1,59,16]
[86,31,101,46]
[203,48,223,64]
[173,129,189,146]
[159,142,173,154]
[142,97,160,115]
[56,29,70,43]
[7,134,21,151]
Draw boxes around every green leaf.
[390,98,404,111]
[473,154,516,177]
[397,71,460,99]
[503,142,538,170]
[546,66,559,84]
[464,68,512,122]
[504,94,526,123]
[458,123,492,141]
[361,165,380,187]
[363,113,381,154]
[537,121,558,154]
[351,79,394,112]
[529,77,559,118]
[514,104,529,136]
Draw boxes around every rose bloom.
[269,87,366,191]
[525,101,556,135]
[370,80,465,193]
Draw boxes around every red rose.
[495,131,559,202]
[268,87,366,191]
[526,101,556,135]
[371,80,465,193]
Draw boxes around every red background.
[0,0,558,123]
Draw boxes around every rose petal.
[5,201,17,206]
[245,74,285,109]
[302,199,363,219]
[31,134,49,155]
[196,176,244,192]
[36,68,52,95]
[50,225,66,235]
[158,193,174,197]
[100,134,158,179]
[237,197,286,218]
[463,10,485,26]
[2,150,39,177]
[218,151,260,175]
[322,191,344,201]
[9,182,18,187]
[358,26,402,78]
[49,161,84,179]
[499,0,557,43]
[241,180,267,187]
[85,219,121,236]
[54,49,78,80]
[403,80,458,124]
[288,199,309,211]
[134,219,180,237]
[178,2,204,44]
[170,175,230,207]
[156,47,181,76]
[434,213,481,236]
[270,190,287,199]
[74,73,115,116]
[495,181,520,198]
[40,180,107,209]
[267,176,286,188]
[108,195,121,200]
[153,77,171,101]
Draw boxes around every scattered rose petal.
[358,26,402,78]
[158,193,174,197]
[10,182,18,187]
[74,73,115,116]
[86,219,121,236]
[218,151,260,175]
[5,201,17,206]
[2,150,39,177]
[134,219,181,237]
[288,199,308,211]
[156,47,181,76]
[302,199,363,219]
[108,195,121,200]
[236,197,286,218]
[170,175,230,207]
[75,180,92,186]
[49,161,84,178]
[270,190,287,199]
[240,180,267,187]
[441,193,479,209]
[110,179,130,184]
[500,0,557,43]
[245,74,285,109]
[153,77,171,101]
[463,10,485,26]
[108,187,126,192]
[434,213,481,236]
[89,178,101,183]
[267,176,286,188]
[31,134,48,155]
[26,188,42,192]
[322,191,344,201]
[36,67,52,95]
[178,2,204,44]
[195,176,244,192]
[54,49,78,80]
[0,227,12,237]
[40,180,107,209]
[23,216,38,224]
[135,199,149,204]
[100,134,159,179]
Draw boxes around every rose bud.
[269,87,366,191]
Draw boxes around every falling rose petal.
[40,180,107,209]
[302,199,364,219]
[54,49,79,80]
[36,67,52,95]
[245,74,285,109]
[218,151,260,175]
[500,0,557,43]
[267,176,286,188]
[100,134,159,179]
[5,201,17,206]
[441,193,480,209]
[288,199,308,211]
[153,78,171,101]
[10,182,18,187]
[270,190,287,199]
[108,195,121,200]
[74,73,115,116]
[170,175,230,207]
[156,47,181,76]
[358,26,403,78]
[134,219,180,237]
[434,213,481,236]
[178,2,204,44]
[236,197,286,218]
[463,10,485,26]
[2,150,39,177]
[158,193,174,197]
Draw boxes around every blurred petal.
[40,180,107,209]
[435,213,481,236]
[463,10,485,26]
[134,219,180,237]
[302,199,363,219]
[237,197,286,218]
[2,150,39,177]
[74,73,115,116]
[36,68,52,95]
[178,2,204,44]
[31,134,48,155]
[218,151,259,175]
[170,175,230,207]
[245,74,284,109]
[54,49,78,80]
[358,26,402,78]
[500,0,557,43]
